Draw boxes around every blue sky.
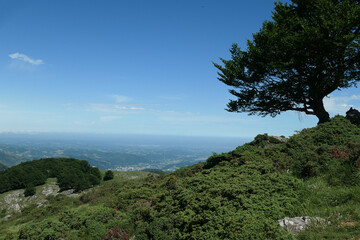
[0,0,359,138]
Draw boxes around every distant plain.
[0,132,249,171]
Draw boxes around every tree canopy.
[0,158,101,194]
[214,0,360,124]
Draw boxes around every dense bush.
[103,170,114,181]
[24,184,36,197]
[284,117,360,183]
[58,206,126,239]
[203,116,360,186]
[110,152,301,239]
[18,219,70,240]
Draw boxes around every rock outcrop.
[270,135,287,143]
[1,181,78,217]
[278,216,329,234]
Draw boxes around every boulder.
[346,107,360,125]
[278,216,328,234]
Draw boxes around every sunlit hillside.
[1,116,359,239]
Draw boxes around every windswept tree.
[214,0,360,124]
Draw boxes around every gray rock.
[270,136,288,143]
[346,107,360,125]
[278,216,328,234]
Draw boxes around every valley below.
[0,133,249,171]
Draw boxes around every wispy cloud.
[86,95,146,112]
[112,95,131,103]
[8,52,44,65]
[88,104,144,113]
[100,116,122,122]
[324,94,360,114]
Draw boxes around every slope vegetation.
[1,116,360,239]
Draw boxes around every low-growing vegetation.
[0,116,360,239]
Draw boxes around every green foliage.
[203,152,234,169]
[285,117,360,182]
[0,163,46,193]
[18,219,70,240]
[59,207,122,239]
[214,0,360,124]
[110,151,301,239]
[103,170,114,181]
[0,158,102,194]
[203,144,258,169]
[23,184,36,197]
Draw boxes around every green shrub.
[24,184,36,197]
[103,170,114,181]
[18,220,70,240]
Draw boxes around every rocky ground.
[0,178,78,217]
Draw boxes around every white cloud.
[336,95,360,101]
[9,52,44,65]
[112,95,131,103]
[324,94,360,114]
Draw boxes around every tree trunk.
[313,98,330,125]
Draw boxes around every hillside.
[1,116,360,239]
[0,162,7,171]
